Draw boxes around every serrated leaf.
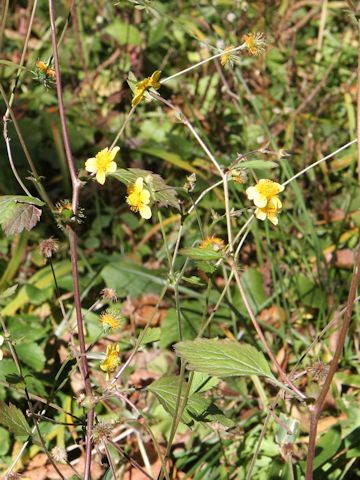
[175,339,274,379]
[147,375,233,427]
[0,196,43,235]
[0,401,32,436]
[179,247,223,261]
[111,168,179,209]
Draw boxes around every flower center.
[95,151,111,170]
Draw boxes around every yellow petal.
[107,161,117,173]
[132,93,143,106]
[151,70,161,82]
[140,189,150,204]
[245,186,256,200]
[110,146,120,161]
[253,193,267,208]
[268,214,279,226]
[85,158,96,172]
[135,177,144,191]
[271,196,282,209]
[96,170,106,185]
[139,205,152,219]
[255,208,267,221]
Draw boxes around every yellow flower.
[100,344,121,380]
[200,236,225,251]
[85,146,120,185]
[132,70,161,106]
[246,179,284,208]
[221,46,235,66]
[254,196,282,225]
[243,32,266,56]
[99,311,122,330]
[126,177,152,219]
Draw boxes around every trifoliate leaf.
[175,339,274,379]
[0,196,44,235]
[0,401,32,437]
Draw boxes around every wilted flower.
[85,146,120,185]
[51,446,67,463]
[243,32,266,56]
[221,45,235,66]
[100,344,121,380]
[132,70,161,106]
[39,237,59,259]
[92,421,114,445]
[101,288,118,302]
[126,177,152,219]
[200,236,225,251]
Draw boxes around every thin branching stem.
[160,44,246,84]
[48,2,94,478]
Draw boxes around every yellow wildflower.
[132,70,161,106]
[246,179,284,225]
[100,344,121,380]
[36,60,56,79]
[221,46,235,66]
[200,236,225,251]
[254,196,282,225]
[126,177,152,219]
[85,146,120,185]
[99,311,122,330]
[246,179,284,208]
[243,32,266,56]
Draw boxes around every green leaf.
[16,343,46,371]
[140,327,161,345]
[295,274,325,309]
[275,414,299,445]
[0,60,29,71]
[105,20,141,46]
[233,268,267,314]
[175,339,274,379]
[0,196,44,235]
[0,284,18,301]
[179,246,223,261]
[0,401,32,437]
[0,426,10,456]
[111,168,179,209]
[147,375,233,427]
[235,160,278,170]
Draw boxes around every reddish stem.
[49,2,94,478]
